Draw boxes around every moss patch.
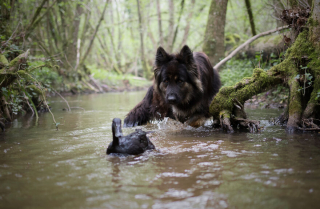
[210,68,282,118]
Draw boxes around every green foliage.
[1,87,23,115]
[269,52,285,66]
[90,66,152,88]
[210,67,280,118]
[296,65,313,95]
[29,60,63,90]
[262,85,288,105]
[316,90,320,100]
[220,58,253,87]
[226,0,277,43]
[3,0,280,78]
[220,50,286,88]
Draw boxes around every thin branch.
[74,39,81,71]
[25,0,58,39]
[80,0,109,66]
[65,54,74,70]
[52,89,71,111]
[244,0,257,36]
[156,0,163,46]
[70,107,85,111]
[29,0,48,27]
[179,0,195,48]
[213,25,290,70]
[25,95,35,117]
[172,0,185,49]
[0,22,21,51]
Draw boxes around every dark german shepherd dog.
[124,45,221,127]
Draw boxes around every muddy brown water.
[0,91,319,209]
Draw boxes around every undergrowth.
[89,66,152,88]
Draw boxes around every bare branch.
[213,25,290,70]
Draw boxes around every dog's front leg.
[124,86,154,127]
[185,115,208,128]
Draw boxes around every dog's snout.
[167,93,177,103]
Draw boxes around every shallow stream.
[0,91,319,209]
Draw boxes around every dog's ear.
[154,46,169,78]
[179,45,198,76]
[155,46,169,67]
[179,45,194,65]
[180,45,202,91]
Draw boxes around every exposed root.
[1,96,11,122]
[232,98,247,119]
[220,110,234,133]
[0,120,5,131]
[302,74,320,119]
[287,75,302,129]
[297,127,320,131]
[302,118,320,129]
[234,118,261,133]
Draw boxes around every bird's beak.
[114,123,123,137]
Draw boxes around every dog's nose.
[167,94,177,103]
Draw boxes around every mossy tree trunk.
[202,0,228,66]
[210,0,320,132]
[244,0,256,36]
[0,0,15,40]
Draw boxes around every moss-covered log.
[210,28,320,132]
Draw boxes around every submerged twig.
[53,89,71,111]
[23,92,35,117]
[70,107,85,111]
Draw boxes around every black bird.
[107,118,155,155]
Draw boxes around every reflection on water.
[0,92,319,209]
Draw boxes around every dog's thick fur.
[124,45,221,127]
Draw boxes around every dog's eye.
[163,80,168,84]
[178,80,184,84]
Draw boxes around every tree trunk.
[80,0,108,68]
[179,0,195,49]
[172,0,185,50]
[0,0,15,40]
[68,2,83,69]
[272,0,285,27]
[167,0,175,52]
[156,0,164,46]
[202,0,228,66]
[244,0,256,36]
[136,0,150,78]
[25,0,48,39]
[310,0,320,48]
[146,1,157,49]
